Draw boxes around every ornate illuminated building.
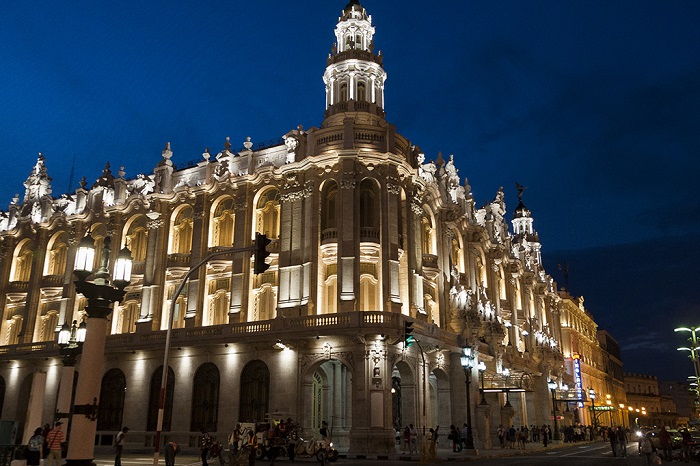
[0,1,615,454]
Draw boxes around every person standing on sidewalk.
[27,427,44,466]
[164,441,181,466]
[200,428,212,466]
[408,424,418,455]
[45,422,65,466]
[114,426,129,466]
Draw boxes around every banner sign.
[573,353,583,408]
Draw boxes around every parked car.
[646,429,684,450]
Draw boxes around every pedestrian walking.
[615,426,627,457]
[26,427,44,466]
[200,428,212,466]
[497,425,505,448]
[541,425,549,448]
[449,425,461,452]
[659,426,672,461]
[607,427,617,457]
[164,441,181,466]
[428,426,439,461]
[320,420,330,444]
[402,426,410,453]
[639,433,654,465]
[246,430,258,466]
[45,422,65,466]
[114,426,129,466]
[41,423,51,459]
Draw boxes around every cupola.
[322,0,387,124]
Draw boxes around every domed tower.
[512,183,542,266]
[322,0,387,126]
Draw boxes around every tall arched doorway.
[97,369,126,431]
[191,363,220,432]
[147,366,175,431]
[239,360,269,423]
[301,359,352,448]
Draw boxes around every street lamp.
[503,367,512,407]
[548,380,560,441]
[55,319,87,426]
[460,347,475,449]
[66,235,131,466]
[477,361,487,405]
[561,384,570,412]
[58,319,87,366]
[588,387,597,429]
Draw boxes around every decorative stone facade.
[0,0,596,454]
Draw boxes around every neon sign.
[573,353,583,408]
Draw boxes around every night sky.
[1,2,699,382]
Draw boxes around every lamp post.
[588,387,597,429]
[66,234,132,466]
[478,361,487,405]
[55,320,86,424]
[503,367,512,407]
[548,380,560,441]
[460,347,475,449]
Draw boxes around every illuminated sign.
[573,353,583,408]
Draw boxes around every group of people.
[497,424,553,449]
[26,422,65,466]
[606,426,629,457]
[25,422,132,466]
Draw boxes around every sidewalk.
[89,439,603,464]
[391,438,601,462]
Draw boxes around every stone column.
[22,371,47,443]
[55,364,75,417]
[66,316,110,466]
[475,403,492,450]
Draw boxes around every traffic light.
[403,321,415,348]
[253,233,271,274]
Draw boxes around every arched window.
[45,233,68,276]
[211,198,235,247]
[255,189,280,239]
[311,371,324,432]
[321,183,338,232]
[322,273,337,315]
[163,284,187,330]
[116,302,140,334]
[38,310,59,342]
[191,363,219,432]
[357,81,366,102]
[147,366,174,431]
[170,206,194,254]
[124,216,148,263]
[239,360,269,423]
[253,286,276,321]
[339,82,348,102]
[420,217,432,255]
[97,369,126,431]
[359,275,379,311]
[359,180,378,229]
[11,240,34,282]
[4,315,23,345]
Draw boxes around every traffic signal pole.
[153,241,264,466]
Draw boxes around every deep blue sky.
[2,2,699,381]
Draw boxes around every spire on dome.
[342,0,368,21]
[513,181,531,218]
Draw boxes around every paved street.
[89,440,655,466]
